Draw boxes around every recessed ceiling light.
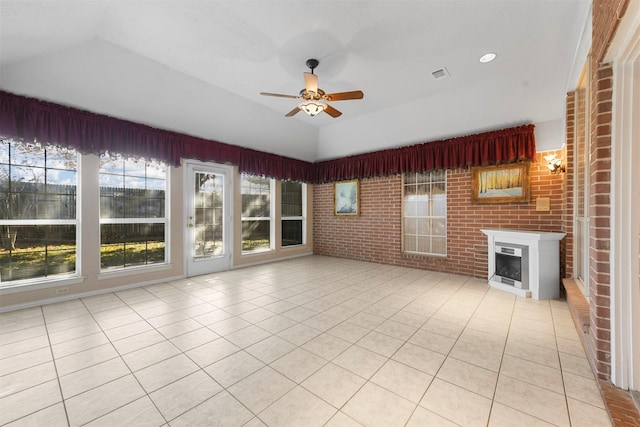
[479,53,497,63]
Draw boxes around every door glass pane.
[193,172,224,259]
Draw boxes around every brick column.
[588,63,613,380]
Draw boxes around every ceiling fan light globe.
[300,99,327,116]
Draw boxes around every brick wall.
[313,151,567,280]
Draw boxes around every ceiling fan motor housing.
[300,88,325,100]
[306,58,319,72]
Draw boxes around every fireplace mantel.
[481,229,566,299]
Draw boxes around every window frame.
[98,153,170,273]
[0,140,81,291]
[402,170,447,257]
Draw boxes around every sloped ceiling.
[0,0,590,162]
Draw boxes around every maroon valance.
[0,90,309,180]
[1,91,535,184]
[310,124,536,183]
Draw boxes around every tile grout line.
[41,304,72,427]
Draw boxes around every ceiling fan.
[260,59,364,118]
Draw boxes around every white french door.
[185,161,232,276]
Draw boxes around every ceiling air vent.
[431,67,450,80]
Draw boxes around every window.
[99,153,167,270]
[0,139,78,284]
[241,173,273,253]
[402,170,447,256]
[281,181,306,247]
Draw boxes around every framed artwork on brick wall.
[334,179,360,216]
[471,162,530,204]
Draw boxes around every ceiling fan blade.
[324,90,364,101]
[285,107,301,117]
[304,72,318,94]
[324,104,342,118]
[260,92,300,99]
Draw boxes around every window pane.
[242,192,270,217]
[11,166,45,191]
[99,154,166,220]
[418,219,430,235]
[0,224,76,282]
[194,224,223,258]
[432,237,446,255]
[282,220,303,246]
[124,158,147,178]
[0,143,8,164]
[100,223,165,270]
[46,148,77,171]
[0,141,78,285]
[416,195,429,216]
[282,181,303,217]
[433,218,446,236]
[242,220,270,252]
[431,169,446,182]
[404,173,416,184]
[417,236,430,253]
[11,143,45,168]
[99,172,123,188]
[36,194,76,220]
[241,175,270,217]
[6,160,78,220]
[0,165,8,193]
[404,235,417,252]
[433,194,446,216]
[404,218,417,234]
[404,197,417,217]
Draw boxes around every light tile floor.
[0,256,613,426]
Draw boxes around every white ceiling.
[0,0,590,162]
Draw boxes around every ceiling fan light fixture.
[299,99,327,116]
[261,59,363,118]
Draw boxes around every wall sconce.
[544,154,566,174]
